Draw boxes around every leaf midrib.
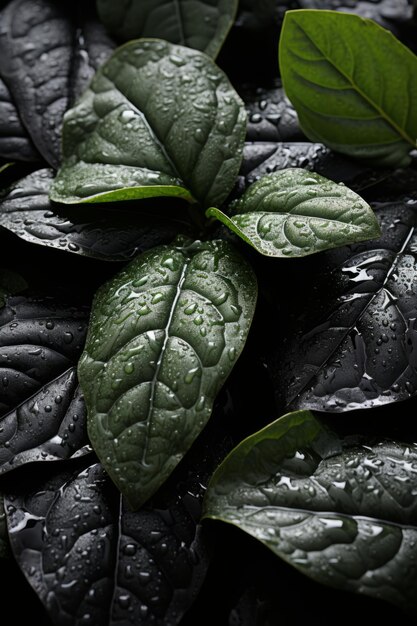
[288,224,416,406]
[294,22,416,148]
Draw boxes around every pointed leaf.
[271,201,417,411]
[279,10,417,166]
[0,367,90,475]
[0,77,39,162]
[0,169,190,260]
[203,410,417,614]
[50,40,246,207]
[0,293,89,417]
[0,0,115,167]
[207,169,380,257]
[4,415,229,626]
[97,0,238,59]
[78,239,257,509]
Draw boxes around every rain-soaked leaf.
[272,201,417,411]
[0,169,190,261]
[0,0,115,167]
[97,0,238,59]
[279,10,417,167]
[203,410,417,614]
[50,40,246,208]
[0,494,9,558]
[0,367,90,476]
[0,293,89,417]
[5,411,230,626]
[207,169,380,257]
[0,77,39,162]
[79,238,257,509]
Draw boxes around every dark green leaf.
[79,238,257,509]
[0,169,190,261]
[0,494,9,559]
[0,293,89,417]
[207,169,380,257]
[97,0,238,59]
[50,40,246,208]
[279,10,417,166]
[271,201,417,411]
[0,0,115,168]
[0,78,39,162]
[203,409,417,614]
[0,367,90,475]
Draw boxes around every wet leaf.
[0,0,115,167]
[0,169,190,261]
[97,0,238,59]
[0,293,89,417]
[50,40,246,208]
[0,494,9,558]
[4,427,226,626]
[273,202,417,411]
[0,77,39,162]
[207,169,380,257]
[78,238,257,509]
[0,367,90,476]
[203,410,417,614]
[279,10,417,166]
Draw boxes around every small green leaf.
[279,10,417,166]
[50,40,246,208]
[203,410,417,614]
[78,238,257,509]
[207,169,380,257]
[96,0,238,59]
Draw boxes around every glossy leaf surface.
[204,410,417,613]
[208,169,380,257]
[79,239,257,509]
[50,40,246,208]
[279,10,417,166]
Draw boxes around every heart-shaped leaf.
[0,293,89,417]
[271,201,417,411]
[203,409,417,614]
[0,78,39,162]
[279,10,417,166]
[0,0,115,167]
[0,169,191,260]
[207,169,380,257]
[0,367,90,475]
[97,0,238,59]
[50,40,246,208]
[78,238,257,509]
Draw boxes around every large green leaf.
[207,169,380,257]
[50,40,246,208]
[203,410,417,614]
[96,0,238,59]
[279,10,417,167]
[78,238,257,509]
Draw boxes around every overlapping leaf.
[96,0,238,59]
[50,40,246,207]
[271,201,417,411]
[207,169,380,257]
[78,238,257,509]
[203,410,417,614]
[279,10,417,166]
[0,0,115,167]
[0,169,190,260]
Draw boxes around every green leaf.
[96,0,238,59]
[78,238,257,509]
[279,10,417,167]
[50,40,246,208]
[203,410,417,614]
[0,494,9,559]
[207,169,380,257]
